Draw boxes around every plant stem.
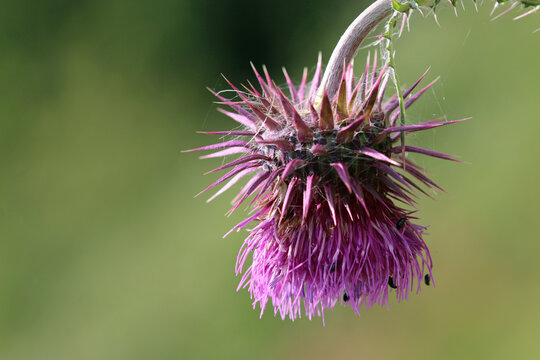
[316,0,393,105]
[385,13,407,155]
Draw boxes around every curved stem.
[316,0,393,105]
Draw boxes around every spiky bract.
[187,54,465,321]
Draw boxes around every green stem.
[385,13,407,162]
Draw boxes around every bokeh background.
[1,1,539,359]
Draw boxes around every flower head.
[187,54,465,321]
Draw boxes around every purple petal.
[308,52,322,101]
[324,185,337,225]
[350,181,369,215]
[297,67,308,101]
[380,175,415,205]
[197,130,255,136]
[209,88,259,126]
[330,163,353,193]
[250,107,282,131]
[392,145,462,162]
[282,67,299,103]
[372,162,412,190]
[282,159,306,181]
[223,208,266,239]
[303,174,315,221]
[222,76,282,132]
[362,183,390,210]
[242,80,262,98]
[198,147,251,159]
[183,140,249,153]
[205,154,271,174]
[251,168,284,204]
[228,171,270,214]
[383,118,469,134]
[401,162,444,192]
[262,65,272,86]
[196,163,260,197]
[206,167,259,203]
[357,147,400,166]
[217,108,257,130]
[280,177,299,221]
[250,62,275,100]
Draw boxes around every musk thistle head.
[187,53,465,321]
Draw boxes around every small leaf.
[392,0,411,12]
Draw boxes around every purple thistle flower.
[186,54,466,321]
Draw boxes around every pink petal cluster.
[187,54,465,321]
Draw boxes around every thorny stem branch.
[316,0,393,105]
[384,13,407,159]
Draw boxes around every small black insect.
[330,263,336,273]
[396,218,407,230]
[343,292,350,302]
[424,274,431,286]
[388,276,397,289]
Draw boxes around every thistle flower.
[186,53,466,321]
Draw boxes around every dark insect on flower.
[388,276,398,289]
[424,273,431,286]
[396,217,407,230]
[186,53,465,321]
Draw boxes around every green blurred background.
[1,1,539,359]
